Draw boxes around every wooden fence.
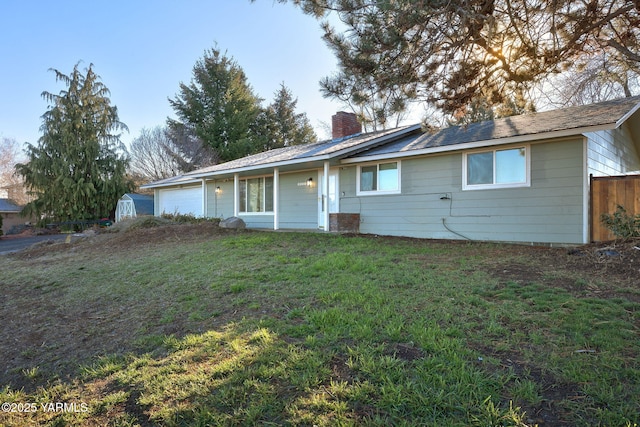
[590,174,640,241]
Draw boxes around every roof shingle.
[357,96,640,157]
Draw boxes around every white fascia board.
[615,101,640,128]
[140,179,202,189]
[341,123,618,164]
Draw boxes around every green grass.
[0,230,638,426]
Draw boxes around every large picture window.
[357,161,401,195]
[463,146,529,190]
[239,176,273,213]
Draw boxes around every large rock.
[219,216,246,230]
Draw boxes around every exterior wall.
[206,172,318,229]
[278,171,318,229]
[239,213,274,229]
[586,123,640,176]
[207,180,235,219]
[1,212,26,234]
[340,139,586,244]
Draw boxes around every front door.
[318,169,339,229]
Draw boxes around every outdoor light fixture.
[306,177,313,187]
[215,186,221,194]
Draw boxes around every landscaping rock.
[219,217,246,229]
[597,248,620,257]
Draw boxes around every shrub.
[600,205,640,239]
[0,214,3,237]
[160,212,214,224]
[106,216,174,233]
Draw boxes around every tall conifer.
[16,64,132,224]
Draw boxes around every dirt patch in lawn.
[481,238,640,300]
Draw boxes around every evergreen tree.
[16,64,132,224]
[279,0,640,116]
[450,90,536,126]
[168,47,263,163]
[261,83,317,150]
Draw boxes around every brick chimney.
[332,111,362,140]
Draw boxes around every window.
[239,176,273,213]
[463,146,529,190]
[357,162,400,195]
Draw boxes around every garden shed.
[115,193,154,222]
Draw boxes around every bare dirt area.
[486,238,640,296]
[11,220,230,259]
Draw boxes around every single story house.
[142,97,640,245]
[115,193,154,222]
[0,198,24,235]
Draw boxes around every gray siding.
[586,123,640,176]
[240,213,274,229]
[278,171,318,229]
[340,139,585,244]
[206,172,318,229]
[208,180,235,219]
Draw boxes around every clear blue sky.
[0,1,347,149]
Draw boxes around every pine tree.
[261,83,317,150]
[168,47,263,163]
[16,64,132,224]
[281,0,640,116]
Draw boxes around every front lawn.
[1,224,638,426]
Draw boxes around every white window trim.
[239,175,274,215]
[462,145,531,191]
[356,160,402,196]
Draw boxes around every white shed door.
[158,187,202,217]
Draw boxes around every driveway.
[0,234,68,255]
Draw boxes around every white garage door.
[158,186,202,217]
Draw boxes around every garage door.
[158,186,202,217]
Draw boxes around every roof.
[347,96,640,161]
[142,96,640,188]
[0,198,22,213]
[141,174,201,189]
[186,125,420,177]
[142,124,421,188]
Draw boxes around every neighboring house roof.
[346,96,640,162]
[0,198,22,213]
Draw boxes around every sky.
[0,1,354,150]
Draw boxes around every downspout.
[274,167,280,230]
[234,173,239,217]
[583,136,590,244]
[154,189,159,217]
[201,178,207,218]
[323,161,330,231]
